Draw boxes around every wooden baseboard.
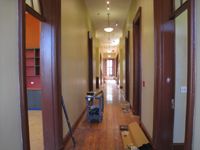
[63,107,86,149]
[173,143,184,150]
[140,122,153,144]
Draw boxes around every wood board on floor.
[120,122,149,149]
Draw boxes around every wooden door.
[132,7,142,118]
[125,31,130,102]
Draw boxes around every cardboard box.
[121,122,149,149]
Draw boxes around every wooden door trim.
[184,0,195,149]
[132,7,142,118]
[153,0,175,149]
[125,31,130,102]
[40,0,63,149]
[18,0,30,149]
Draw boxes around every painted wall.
[0,0,22,149]
[122,0,154,137]
[26,13,40,48]
[173,10,187,143]
[61,0,96,137]
[193,0,200,149]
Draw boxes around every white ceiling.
[84,0,132,53]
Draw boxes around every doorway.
[153,0,195,149]
[125,31,130,102]
[26,12,43,149]
[88,31,93,91]
[18,1,63,149]
[132,7,142,117]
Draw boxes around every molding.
[169,1,188,20]
[26,4,46,22]
[141,122,153,144]
[18,0,31,149]
[173,143,184,150]
[63,107,87,149]
[184,0,196,149]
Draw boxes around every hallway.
[65,80,139,150]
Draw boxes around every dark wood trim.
[184,0,195,149]
[169,1,188,20]
[40,0,63,149]
[173,143,184,150]
[18,0,31,149]
[132,7,142,119]
[63,108,87,149]
[141,122,153,144]
[153,0,175,149]
[88,31,93,91]
[125,31,130,102]
[26,4,46,22]
[96,77,99,89]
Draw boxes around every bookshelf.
[26,48,41,109]
[26,48,41,89]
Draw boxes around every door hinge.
[171,99,175,109]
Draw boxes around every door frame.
[125,31,130,102]
[132,7,142,118]
[18,0,63,149]
[153,0,195,149]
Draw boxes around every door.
[88,31,93,91]
[132,7,142,118]
[125,31,130,102]
[153,0,195,150]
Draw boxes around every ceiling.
[84,0,132,53]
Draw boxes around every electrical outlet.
[31,82,34,84]
[181,86,187,93]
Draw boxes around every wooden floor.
[65,80,139,150]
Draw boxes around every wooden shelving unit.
[26,47,41,109]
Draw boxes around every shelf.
[26,47,41,88]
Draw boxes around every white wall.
[173,10,188,143]
[122,0,154,137]
[61,0,96,137]
[0,0,22,149]
[193,0,200,149]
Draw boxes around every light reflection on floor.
[105,80,116,102]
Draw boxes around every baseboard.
[173,143,184,150]
[63,107,86,149]
[140,122,153,144]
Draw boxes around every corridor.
[65,80,139,150]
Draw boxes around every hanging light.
[104,13,113,32]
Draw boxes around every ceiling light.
[108,55,111,57]
[115,22,118,26]
[104,13,113,32]
[107,7,110,10]
[107,1,110,4]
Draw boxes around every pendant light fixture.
[104,13,113,32]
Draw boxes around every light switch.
[181,86,187,93]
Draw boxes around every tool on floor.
[62,96,76,147]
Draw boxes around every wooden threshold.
[63,107,87,149]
